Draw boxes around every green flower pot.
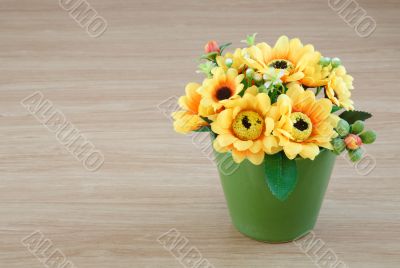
[215,149,336,243]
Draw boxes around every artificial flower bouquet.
[171,34,376,242]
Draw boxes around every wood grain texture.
[0,0,399,267]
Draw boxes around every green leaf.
[315,86,323,96]
[199,52,218,61]
[194,126,211,132]
[331,105,342,113]
[200,116,212,124]
[241,33,257,46]
[219,42,232,54]
[268,88,279,103]
[197,61,215,77]
[339,110,372,124]
[264,152,298,201]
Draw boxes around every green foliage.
[315,86,324,96]
[351,120,365,134]
[197,61,216,77]
[359,130,376,144]
[241,33,257,46]
[331,57,342,68]
[194,126,211,132]
[266,84,285,103]
[339,110,372,124]
[348,148,363,162]
[332,138,346,154]
[319,57,331,66]
[268,89,279,103]
[336,119,350,137]
[199,52,218,61]
[219,42,232,54]
[200,116,212,124]
[264,152,298,201]
[331,105,342,113]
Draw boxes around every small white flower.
[225,58,233,67]
[262,67,285,89]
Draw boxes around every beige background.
[0,0,399,267]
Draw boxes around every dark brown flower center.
[268,59,294,71]
[216,87,232,100]
[271,60,287,69]
[242,116,252,129]
[290,112,313,142]
[293,119,309,131]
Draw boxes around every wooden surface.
[1,0,399,267]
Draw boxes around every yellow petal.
[211,67,225,78]
[308,98,332,123]
[296,89,315,112]
[216,56,226,69]
[185,82,201,97]
[266,106,280,121]
[213,139,229,153]
[257,42,272,63]
[264,117,275,135]
[232,149,246,163]
[288,38,303,63]
[198,102,214,117]
[216,134,237,147]
[327,114,340,128]
[263,136,279,154]
[256,93,271,116]
[211,121,231,135]
[299,143,319,160]
[178,82,201,111]
[276,115,293,136]
[248,46,264,63]
[273,35,289,59]
[246,150,264,165]
[218,109,233,129]
[319,142,333,150]
[286,84,305,108]
[172,112,205,134]
[296,50,318,71]
[227,68,239,80]
[283,141,303,159]
[245,85,258,96]
[233,140,253,151]
[277,94,292,116]
[243,56,264,71]
[232,106,242,118]
[178,95,189,111]
[313,121,334,138]
[233,79,244,94]
[242,93,258,111]
[285,71,304,82]
[249,140,263,153]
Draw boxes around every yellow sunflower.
[172,82,214,134]
[271,84,337,160]
[301,62,331,88]
[211,86,281,165]
[197,67,245,111]
[325,66,354,110]
[216,48,246,72]
[242,35,321,85]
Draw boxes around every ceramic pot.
[215,149,336,243]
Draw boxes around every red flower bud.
[204,40,220,54]
[344,134,362,150]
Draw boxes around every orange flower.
[344,134,362,150]
[172,83,214,134]
[204,40,220,54]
